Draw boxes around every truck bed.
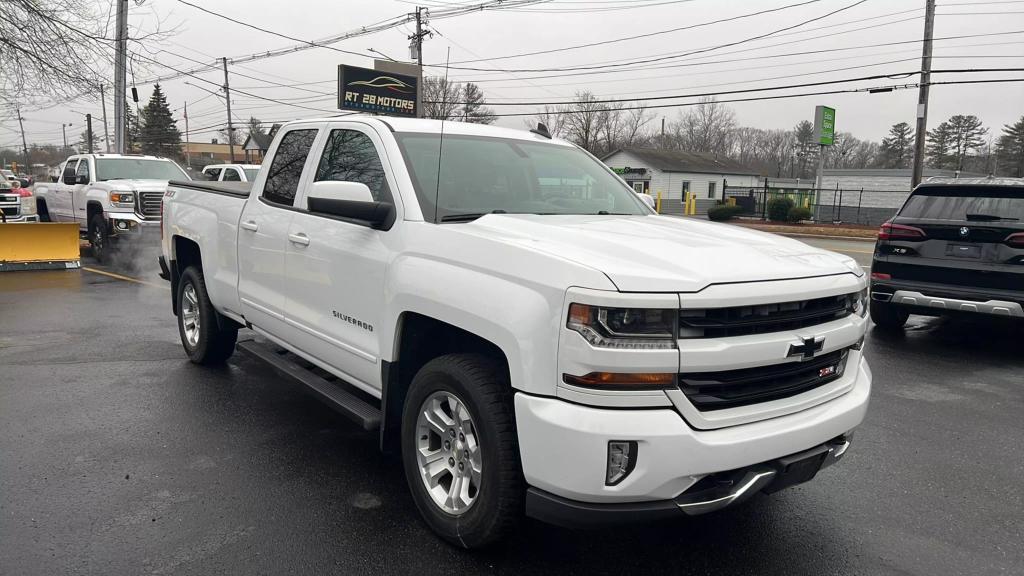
[168,180,252,197]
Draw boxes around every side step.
[237,339,381,431]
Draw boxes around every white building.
[602,148,759,215]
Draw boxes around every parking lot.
[1,238,1022,576]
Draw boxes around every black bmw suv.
[870,177,1024,329]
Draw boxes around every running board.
[237,339,381,431]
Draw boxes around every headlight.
[110,192,134,207]
[567,303,676,349]
[851,288,868,317]
[20,195,36,215]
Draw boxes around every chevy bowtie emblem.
[788,336,824,360]
[960,226,970,237]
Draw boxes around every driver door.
[51,159,78,222]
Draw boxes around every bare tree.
[422,77,462,121]
[458,83,495,124]
[529,105,567,138]
[671,97,736,155]
[559,91,607,155]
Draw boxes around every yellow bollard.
[656,191,662,213]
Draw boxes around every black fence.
[723,184,899,227]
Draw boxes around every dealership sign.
[338,64,418,117]
[814,105,836,146]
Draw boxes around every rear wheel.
[870,301,909,329]
[401,354,522,549]
[177,266,237,364]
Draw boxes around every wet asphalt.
[0,242,1022,576]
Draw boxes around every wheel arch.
[380,312,510,454]
[169,235,203,316]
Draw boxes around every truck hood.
[457,214,861,292]
[96,179,172,191]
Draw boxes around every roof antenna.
[433,46,451,223]
[530,122,551,139]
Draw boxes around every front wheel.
[89,214,110,263]
[177,266,237,365]
[870,300,910,330]
[401,354,522,548]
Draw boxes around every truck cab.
[200,163,261,182]
[34,154,189,261]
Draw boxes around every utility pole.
[62,123,71,153]
[100,83,111,153]
[86,114,94,154]
[16,107,30,168]
[911,0,936,188]
[222,57,235,163]
[113,0,128,154]
[414,7,423,66]
[184,101,191,168]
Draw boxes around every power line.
[425,68,1024,106]
[435,0,872,72]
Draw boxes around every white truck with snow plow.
[34,154,189,261]
[159,116,871,548]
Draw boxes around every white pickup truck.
[34,154,190,261]
[160,116,871,548]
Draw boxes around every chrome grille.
[679,293,856,339]
[137,191,163,218]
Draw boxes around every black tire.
[401,353,522,549]
[37,199,51,222]
[88,214,111,263]
[870,300,910,330]
[176,266,237,365]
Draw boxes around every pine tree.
[139,84,183,159]
[996,115,1024,177]
[77,128,100,153]
[460,83,495,124]
[125,102,141,153]
[880,122,914,168]
[926,121,954,169]
[945,114,987,171]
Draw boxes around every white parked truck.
[159,116,871,548]
[200,163,261,182]
[34,154,189,261]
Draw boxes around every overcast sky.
[7,0,1024,148]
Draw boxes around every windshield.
[901,186,1024,221]
[394,133,648,221]
[243,168,259,181]
[94,158,189,182]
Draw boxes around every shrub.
[787,206,812,223]
[767,196,795,222]
[707,204,744,221]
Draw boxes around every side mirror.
[62,174,76,185]
[51,176,59,183]
[76,174,89,185]
[306,181,394,230]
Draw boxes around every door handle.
[240,220,259,232]
[288,232,310,246]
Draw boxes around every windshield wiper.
[965,213,1019,221]
[440,209,507,223]
[594,211,632,215]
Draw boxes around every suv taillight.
[1005,232,1024,248]
[878,222,926,241]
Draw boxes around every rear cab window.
[223,168,241,182]
[262,129,319,207]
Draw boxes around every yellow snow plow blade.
[0,223,81,271]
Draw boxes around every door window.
[203,168,222,181]
[631,181,644,193]
[708,182,716,199]
[314,129,393,203]
[75,159,90,183]
[223,168,241,182]
[62,160,79,183]
[263,129,318,206]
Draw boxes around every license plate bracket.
[762,444,830,494]
[946,243,981,258]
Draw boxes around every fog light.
[115,221,128,230]
[606,441,638,486]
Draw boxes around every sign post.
[337,64,419,118]
[813,105,836,206]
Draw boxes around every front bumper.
[526,434,852,528]
[515,355,870,507]
[107,212,161,238]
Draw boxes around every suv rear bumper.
[871,278,1024,317]
[514,355,870,507]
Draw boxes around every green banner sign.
[815,105,836,146]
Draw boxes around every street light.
[62,123,73,153]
